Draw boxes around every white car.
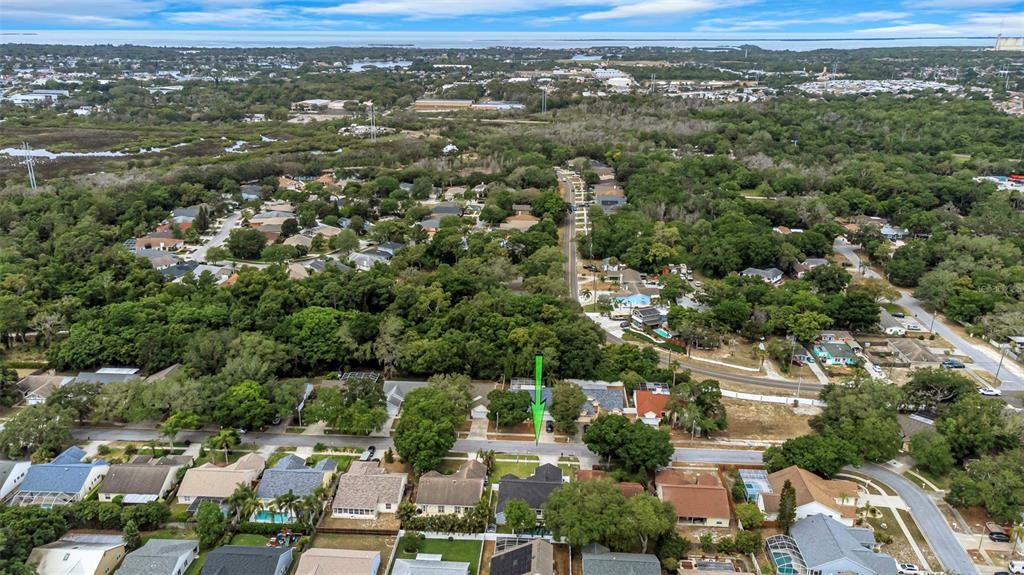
[898,564,920,575]
[979,387,1003,397]
[1009,561,1024,575]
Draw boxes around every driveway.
[188,211,241,263]
[858,463,977,575]
[833,239,1023,391]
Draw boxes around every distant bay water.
[0,30,994,50]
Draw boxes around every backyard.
[311,533,396,575]
[393,536,483,575]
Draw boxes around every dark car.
[943,359,966,369]
[892,311,905,318]
[367,445,376,457]
[582,424,590,433]
[619,321,631,328]
[990,532,1011,543]
[546,421,554,433]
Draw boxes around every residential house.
[75,367,141,385]
[349,248,392,271]
[16,373,74,405]
[135,249,181,270]
[631,306,663,329]
[767,514,898,575]
[0,460,31,501]
[741,267,784,284]
[511,381,625,422]
[200,546,293,575]
[879,224,908,241]
[415,460,487,516]
[135,232,184,252]
[490,539,554,575]
[376,242,405,257]
[331,460,407,519]
[581,544,660,575]
[758,466,860,526]
[820,331,861,350]
[10,447,109,507]
[382,380,430,416]
[611,292,651,310]
[431,202,464,217]
[499,214,541,231]
[28,534,126,575]
[813,343,858,367]
[393,556,469,575]
[283,234,312,249]
[418,217,443,235]
[878,309,907,336]
[99,455,192,504]
[794,258,830,278]
[115,539,199,575]
[161,261,201,281]
[655,468,731,527]
[254,455,336,523]
[576,470,644,498]
[176,453,265,505]
[495,464,564,525]
[174,264,234,286]
[239,184,262,202]
[294,549,380,575]
[634,386,671,426]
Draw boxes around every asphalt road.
[858,464,977,575]
[72,427,763,465]
[557,172,580,301]
[187,211,241,263]
[833,239,1023,391]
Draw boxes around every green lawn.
[393,537,482,575]
[489,461,538,483]
[306,454,354,471]
[882,302,909,315]
[231,533,270,546]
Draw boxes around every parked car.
[979,387,1003,397]
[619,321,631,328]
[892,311,906,318]
[1008,561,1024,574]
[942,359,966,369]
[906,323,922,331]
[989,532,1011,543]
[898,564,920,575]
[546,421,555,433]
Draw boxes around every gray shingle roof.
[791,514,898,575]
[201,546,291,575]
[255,456,335,499]
[496,464,563,513]
[116,539,198,575]
[581,544,660,575]
[99,464,175,496]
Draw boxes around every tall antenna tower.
[650,72,656,95]
[368,102,376,142]
[22,143,37,190]
[541,89,548,113]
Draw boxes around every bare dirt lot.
[718,398,814,441]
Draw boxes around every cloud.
[696,10,912,32]
[2,0,162,25]
[578,0,755,21]
[903,0,1017,8]
[854,22,960,34]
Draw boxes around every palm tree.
[299,493,322,529]
[272,490,301,524]
[226,483,260,525]
[206,429,239,464]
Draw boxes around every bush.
[124,444,138,456]
[96,445,111,456]
[314,442,328,452]
[237,522,305,535]
[662,557,679,573]
[401,533,425,554]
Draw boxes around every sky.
[1,0,1023,43]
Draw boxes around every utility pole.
[995,344,1008,379]
[22,143,37,190]
[541,89,547,114]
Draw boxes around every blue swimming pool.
[654,328,672,339]
[254,510,291,523]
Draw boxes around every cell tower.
[367,102,376,142]
[650,72,656,95]
[541,89,548,113]
[22,143,37,190]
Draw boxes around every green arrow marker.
[531,355,545,443]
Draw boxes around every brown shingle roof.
[416,461,486,507]
[656,469,730,520]
[761,466,858,520]
[576,470,645,498]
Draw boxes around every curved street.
[857,463,977,575]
